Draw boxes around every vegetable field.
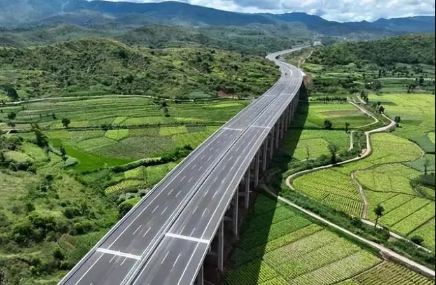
[305,103,375,129]
[225,194,433,285]
[292,133,435,248]
[5,97,247,171]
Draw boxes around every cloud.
[108,0,435,22]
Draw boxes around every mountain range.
[0,0,435,37]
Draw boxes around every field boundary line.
[284,106,436,255]
[263,187,436,279]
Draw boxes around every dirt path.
[262,186,436,279]
[351,171,370,218]
[286,110,395,218]
[286,109,396,194]
[360,219,433,254]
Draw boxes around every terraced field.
[292,131,436,249]
[293,133,423,216]
[302,103,375,129]
[284,101,375,162]
[341,262,435,285]
[2,97,247,171]
[225,194,433,285]
[285,129,350,161]
[369,94,435,146]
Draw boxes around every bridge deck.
[59,48,305,285]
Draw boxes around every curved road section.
[58,48,305,285]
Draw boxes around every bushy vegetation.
[310,35,435,66]
[0,38,279,100]
[299,35,436,97]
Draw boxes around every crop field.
[368,94,435,144]
[293,169,364,217]
[226,194,381,285]
[2,98,246,171]
[292,132,435,246]
[225,194,432,285]
[285,129,350,161]
[302,60,435,97]
[284,101,372,162]
[305,103,375,129]
[342,262,435,285]
[105,162,177,195]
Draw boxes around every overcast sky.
[111,0,436,22]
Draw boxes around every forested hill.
[0,38,279,100]
[309,34,436,66]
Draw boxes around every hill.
[0,23,310,55]
[0,0,434,38]
[309,34,436,66]
[0,38,280,101]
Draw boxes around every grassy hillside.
[296,35,436,97]
[0,98,249,284]
[0,23,309,55]
[310,34,436,66]
[0,38,280,100]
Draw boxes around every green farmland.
[225,194,434,285]
[0,97,247,172]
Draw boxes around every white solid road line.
[166,233,209,244]
[73,254,104,285]
[96,248,141,260]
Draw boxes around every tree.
[360,90,369,104]
[161,101,169,108]
[378,106,386,114]
[424,158,431,176]
[59,145,68,163]
[163,107,171,118]
[345,122,351,133]
[374,204,385,228]
[62,118,71,128]
[408,82,418,93]
[355,131,365,151]
[7,112,16,120]
[31,124,49,148]
[394,116,401,125]
[419,76,425,86]
[4,86,19,101]
[370,80,382,92]
[323,120,333,130]
[328,144,339,164]
[411,235,425,246]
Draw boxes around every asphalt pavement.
[58,48,305,285]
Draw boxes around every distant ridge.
[0,0,434,37]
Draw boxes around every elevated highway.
[58,47,306,285]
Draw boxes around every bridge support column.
[280,115,286,139]
[244,169,251,209]
[262,142,268,171]
[270,130,275,159]
[254,151,260,187]
[284,107,289,131]
[218,220,225,271]
[196,265,204,285]
[289,103,294,125]
[232,192,239,237]
[275,123,280,149]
